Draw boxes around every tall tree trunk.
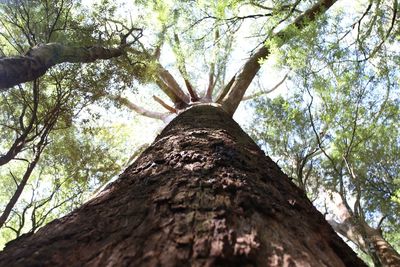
[364,224,400,267]
[329,216,400,267]
[327,192,400,266]
[0,105,366,266]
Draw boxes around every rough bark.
[0,105,366,267]
[0,43,125,90]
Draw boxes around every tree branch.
[205,29,220,101]
[242,72,288,101]
[215,75,236,103]
[0,43,127,90]
[153,95,177,114]
[0,100,59,229]
[113,95,169,122]
[157,64,190,105]
[173,33,199,101]
[220,0,338,115]
[0,80,39,166]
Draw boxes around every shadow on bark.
[0,105,366,267]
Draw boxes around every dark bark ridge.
[0,105,366,266]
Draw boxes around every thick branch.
[152,95,177,113]
[0,43,126,90]
[215,75,236,103]
[220,0,337,115]
[157,64,190,104]
[205,29,220,101]
[326,191,400,266]
[327,219,368,253]
[155,79,186,109]
[205,62,215,100]
[364,226,400,267]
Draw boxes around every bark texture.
[0,105,366,266]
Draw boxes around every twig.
[242,72,289,101]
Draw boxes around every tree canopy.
[0,0,399,265]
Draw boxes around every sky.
[75,0,366,172]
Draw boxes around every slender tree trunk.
[0,105,366,266]
[0,159,38,229]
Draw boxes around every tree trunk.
[0,105,366,266]
[327,192,400,266]
[364,224,400,267]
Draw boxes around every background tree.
[248,0,400,264]
[0,0,148,246]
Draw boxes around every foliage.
[248,0,400,263]
[0,0,153,248]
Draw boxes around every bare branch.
[306,87,338,175]
[153,95,177,114]
[173,33,199,101]
[205,29,220,101]
[249,2,302,13]
[153,25,168,60]
[377,216,387,228]
[157,64,190,104]
[155,79,185,108]
[113,95,169,122]
[215,75,236,103]
[242,72,288,101]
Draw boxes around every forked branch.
[242,72,288,101]
[205,29,220,100]
[157,64,190,104]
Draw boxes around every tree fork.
[0,105,366,266]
